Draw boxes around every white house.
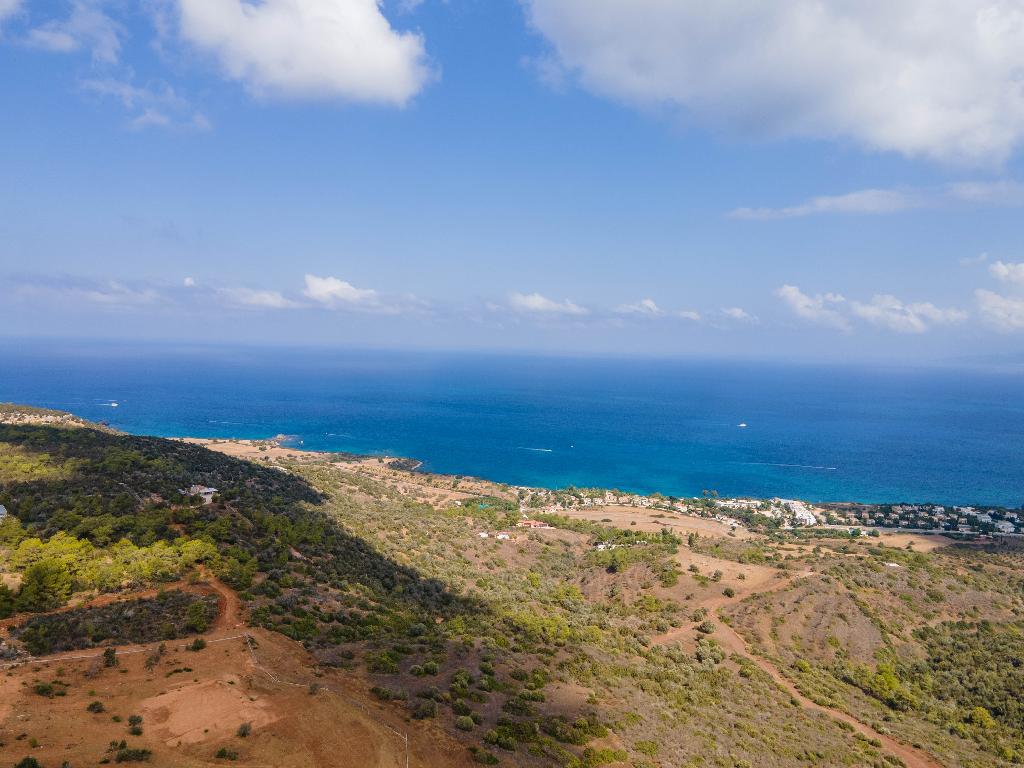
[183,485,218,504]
[0,504,7,520]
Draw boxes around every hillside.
[1,405,1022,767]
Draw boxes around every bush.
[114,747,152,763]
[237,722,252,738]
[103,647,119,667]
[455,715,475,731]
[215,747,239,760]
[87,700,106,713]
[723,587,735,598]
[15,758,42,768]
[187,638,206,652]
[468,747,499,765]
[412,700,437,719]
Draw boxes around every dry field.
[0,584,472,768]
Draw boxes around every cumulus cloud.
[524,1,1024,164]
[221,287,300,309]
[776,285,851,332]
[26,0,123,63]
[990,260,1024,284]
[721,307,754,322]
[850,295,968,334]
[176,0,433,105]
[509,291,588,316]
[976,289,1024,331]
[303,274,380,307]
[183,276,196,287]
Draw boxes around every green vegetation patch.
[11,590,218,655]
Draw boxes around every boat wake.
[740,461,838,471]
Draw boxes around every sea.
[2,341,1022,508]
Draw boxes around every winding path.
[654,572,942,768]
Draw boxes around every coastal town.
[510,486,1024,538]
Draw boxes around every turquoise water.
[2,341,1022,507]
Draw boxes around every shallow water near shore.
[3,341,1023,507]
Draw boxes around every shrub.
[187,638,206,652]
[114,747,152,762]
[412,700,437,719]
[15,758,42,768]
[468,747,499,765]
[103,647,119,667]
[370,686,407,701]
[87,700,106,713]
[723,587,736,598]
[237,722,252,738]
[215,747,239,760]
[455,715,475,731]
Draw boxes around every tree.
[0,583,15,618]
[16,558,73,612]
[185,601,209,633]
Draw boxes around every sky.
[2,0,1024,363]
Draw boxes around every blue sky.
[2,0,1024,362]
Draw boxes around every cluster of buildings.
[514,485,1022,537]
[821,503,1022,535]
[477,518,552,542]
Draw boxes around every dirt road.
[655,572,942,768]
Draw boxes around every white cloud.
[676,310,701,322]
[946,180,1024,205]
[989,261,1024,284]
[960,252,990,267]
[26,1,123,63]
[509,291,588,316]
[303,274,379,307]
[13,276,162,308]
[732,189,921,221]
[80,77,211,131]
[222,287,300,309]
[0,0,22,27]
[183,276,196,288]
[776,285,851,332]
[721,307,754,322]
[524,1,1024,164]
[615,298,662,315]
[176,0,433,105]
[732,181,1024,220]
[850,294,968,334]
[976,289,1024,331]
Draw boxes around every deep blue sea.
[2,341,1022,507]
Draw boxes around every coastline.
[175,435,1022,539]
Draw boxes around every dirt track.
[0,575,472,768]
[654,570,942,768]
